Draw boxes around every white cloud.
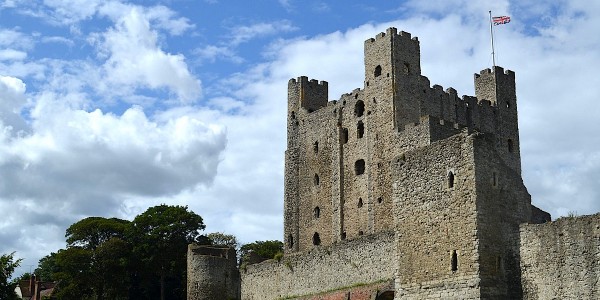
[95,7,201,102]
[0,28,34,50]
[0,76,27,135]
[41,36,75,46]
[0,89,227,273]
[230,20,297,46]
[194,45,243,64]
[0,49,27,61]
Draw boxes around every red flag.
[492,16,511,26]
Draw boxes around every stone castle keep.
[187,28,600,299]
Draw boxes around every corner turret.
[187,245,240,300]
[475,66,521,174]
[364,27,422,130]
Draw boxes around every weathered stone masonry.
[188,27,600,300]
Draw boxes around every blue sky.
[1,0,599,276]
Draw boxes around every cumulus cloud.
[0,76,27,134]
[93,7,201,102]
[0,89,226,273]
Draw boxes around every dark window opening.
[358,198,363,208]
[508,139,514,153]
[496,256,503,273]
[312,232,321,246]
[358,231,364,236]
[386,73,390,77]
[376,291,395,300]
[506,101,510,108]
[354,93,358,99]
[448,171,455,188]
[403,63,410,74]
[355,159,365,175]
[291,111,296,119]
[314,174,320,186]
[492,172,497,187]
[342,128,349,144]
[355,100,365,117]
[374,65,382,77]
[377,197,383,204]
[341,232,346,240]
[451,250,458,272]
[366,81,369,86]
[357,121,364,138]
[314,206,320,219]
[313,141,318,154]
[288,235,294,249]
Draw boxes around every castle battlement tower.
[284,27,524,255]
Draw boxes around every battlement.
[288,76,328,113]
[289,76,328,87]
[475,66,515,78]
[365,27,419,44]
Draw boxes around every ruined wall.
[187,245,239,300]
[241,232,395,300]
[472,133,532,299]
[520,213,600,300]
[393,132,482,299]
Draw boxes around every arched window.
[312,232,321,246]
[314,206,320,219]
[314,174,320,186]
[374,65,382,77]
[288,234,294,249]
[358,198,363,208]
[448,171,455,188]
[355,159,365,175]
[355,100,365,117]
[357,121,364,138]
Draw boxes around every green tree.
[35,253,58,282]
[239,240,283,265]
[54,217,133,300]
[53,247,94,299]
[66,217,130,249]
[1,252,22,300]
[130,205,205,300]
[207,232,238,249]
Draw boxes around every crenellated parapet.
[288,76,328,113]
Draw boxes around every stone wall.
[393,132,482,299]
[187,245,240,300]
[241,231,395,300]
[520,213,600,300]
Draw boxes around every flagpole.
[489,10,496,68]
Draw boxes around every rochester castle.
[187,28,600,299]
